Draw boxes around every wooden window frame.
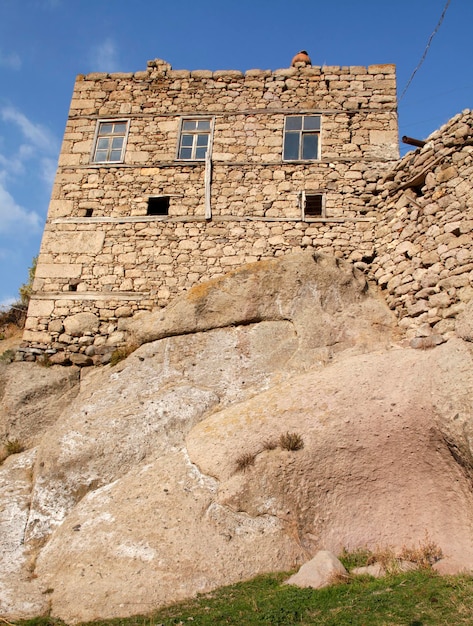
[91,119,130,164]
[176,117,214,161]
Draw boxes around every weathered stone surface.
[352,563,385,578]
[2,255,473,623]
[284,551,347,588]
[456,300,473,341]
[0,362,80,445]
[63,312,99,337]
[122,251,396,366]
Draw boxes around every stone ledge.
[30,292,150,301]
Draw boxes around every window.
[178,118,212,160]
[283,115,321,161]
[301,192,325,219]
[92,120,129,163]
[147,196,169,216]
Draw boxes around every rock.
[122,251,397,367]
[284,551,347,588]
[0,450,48,618]
[63,313,99,337]
[2,255,473,623]
[48,351,71,365]
[352,563,385,578]
[456,300,473,341]
[0,362,80,445]
[410,334,446,349]
[69,353,93,367]
[433,557,469,575]
[48,319,64,334]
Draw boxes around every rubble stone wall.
[22,58,400,363]
[369,110,473,343]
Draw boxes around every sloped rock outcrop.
[1,252,473,623]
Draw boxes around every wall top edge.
[77,60,396,83]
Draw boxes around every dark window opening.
[85,208,94,217]
[305,194,324,217]
[68,284,78,292]
[147,197,170,216]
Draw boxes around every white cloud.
[0,183,41,235]
[1,106,58,153]
[0,106,56,242]
[0,50,21,70]
[89,38,120,73]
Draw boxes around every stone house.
[22,55,400,362]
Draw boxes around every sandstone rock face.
[0,362,80,446]
[122,251,397,367]
[1,253,473,623]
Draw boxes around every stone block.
[35,264,82,279]
[27,299,55,317]
[46,231,105,254]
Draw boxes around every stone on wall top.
[79,58,396,83]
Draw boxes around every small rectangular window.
[283,115,321,161]
[177,117,213,161]
[302,192,325,219]
[147,196,170,216]
[92,120,129,163]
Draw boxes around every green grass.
[13,570,473,626]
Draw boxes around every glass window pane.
[182,120,197,131]
[196,120,210,130]
[303,116,320,130]
[97,137,109,149]
[110,149,122,161]
[195,147,207,159]
[95,149,108,161]
[99,123,113,135]
[285,116,302,131]
[179,147,192,159]
[181,134,193,147]
[111,137,124,149]
[196,134,209,146]
[302,134,318,159]
[283,132,300,160]
[113,123,127,134]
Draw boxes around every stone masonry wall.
[21,57,400,364]
[369,109,473,345]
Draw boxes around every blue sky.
[0,0,471,307]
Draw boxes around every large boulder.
[1,253,473,623]
[121,251,397,366]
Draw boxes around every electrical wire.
[399,0,452,103]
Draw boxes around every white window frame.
[176,117,214,161]
[91,119,130,164]
[300,191,326,220]
[283,115,321,162]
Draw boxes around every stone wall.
[22,57,400,362]
[369,110,473,344]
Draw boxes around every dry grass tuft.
[261,438,278,451]
[399,538,443,569]
[234,452,257,473]
[279,431,304,451]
